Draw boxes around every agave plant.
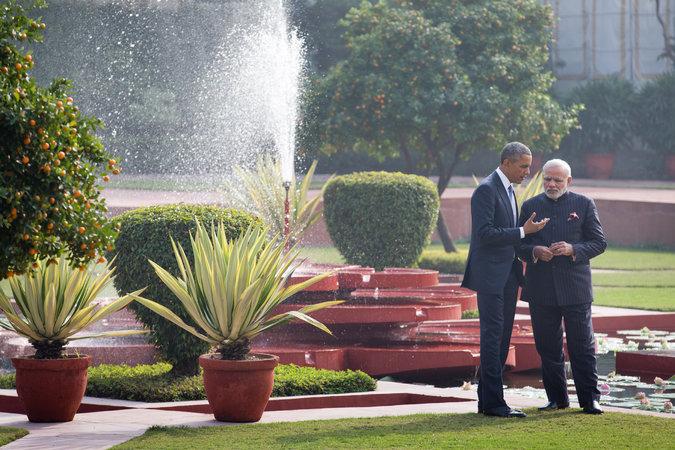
[221,156,331,245]
[133,222,341,360]
[0,256,146,359]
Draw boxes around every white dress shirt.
[496,167,525,239]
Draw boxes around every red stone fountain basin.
[273,302,462,323]
[615,350,675,379]
[255,343,505,378]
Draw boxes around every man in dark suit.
[462,142,549,418]
[517,158,607,415]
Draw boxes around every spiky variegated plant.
[221,156,331,245]
[133,222,341,360]
[0,256,146,359]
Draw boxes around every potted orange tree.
[565,76,636,179]
[133,223,341,422]
[0,257,146,422]
[0,0,128,422]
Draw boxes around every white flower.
[640,327,651,336]
[461,381,472,391]
[664,400,673,412]
[654,377,665,386]
[640,397,651,406]
[635,392,646,400]
[607,371,616,379]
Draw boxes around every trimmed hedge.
[634,72,675,156]
[110,205,262,376]
[323,172,439,270]
[0,363,377,402]
[416,249,467,274]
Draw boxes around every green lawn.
[114,410,675,449]
[593,247,675,270]
[593,287,675,311]
[0,427,28,446]
[592,270,675,287]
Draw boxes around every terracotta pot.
[199,353,279,422]
[12,355,91,422]
[584,153,615,179]
[666,154,675,179]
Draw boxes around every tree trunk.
[431,142,464,253]
[436,211,458,252]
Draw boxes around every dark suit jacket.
[517,191,607,306]
[462,171,524,295]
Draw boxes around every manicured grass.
[593,247,675,270]
[114,410,675,449]
[298,246,345,265]
[593,286,675,311]
[593,270,675,287]
[0,427,28,446]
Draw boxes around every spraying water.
[30,0,305,181]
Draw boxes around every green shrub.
[273,364,376,396]
[461,310,479,319]
[0,363,377,402]
[633,72,675,156]
[1,0,119,277]
[323,172,439,270]
[564,76,636,154]
[416,249,467,274]
[110,205,262,376]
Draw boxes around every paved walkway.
[101,177,675,212]
[0,380,672,449]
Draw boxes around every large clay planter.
[12,355,91,422]
[199,353,279,422]
[584,153,615,179]
[666,154,675,179]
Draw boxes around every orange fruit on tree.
[78,226,86,234]
[21,155,29,164]
[14,63,22,71]
[57,151,65,159]
[23,136,31,145]
[28,119,36,127]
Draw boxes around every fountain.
[29,0,305,180]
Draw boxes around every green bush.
[416,249,467,274]
[633,72,675,156]
[1,0,119,277]
[110,204,262,376]
[0,363,377,402]
[323,172,439,270]
[564,76,636,154]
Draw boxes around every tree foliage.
[0,0,119,277]
[302,0,579,251]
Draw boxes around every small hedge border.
[416,249,467,274]
[0,363,376,402]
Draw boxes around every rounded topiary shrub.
[110,204,262,375]
[323,172,439,270]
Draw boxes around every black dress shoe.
[483,408,527,418]
[538,401,570,411]
[582,400,603,415]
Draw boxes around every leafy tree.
[1,0,119,278]
[303,0,578,251]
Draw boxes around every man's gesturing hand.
[523,212,549,235]
[533,245,554,262]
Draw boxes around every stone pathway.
[0,380,672,449]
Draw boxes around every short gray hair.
[542,159,572,177]
[500,142,531,163]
